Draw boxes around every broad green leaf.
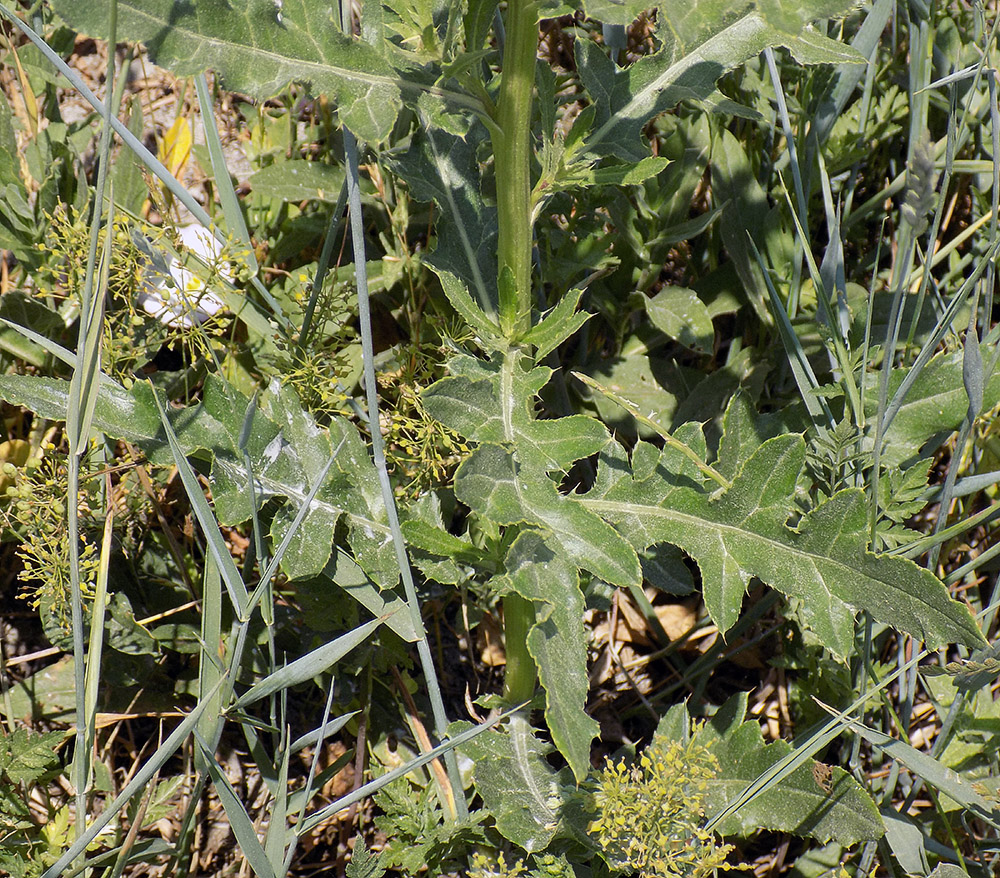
[456,443,640,588]
[691,694,884,845]
[499,532,599,782]
[580,352,691,436]
[578,0,865,161]
[464,0,499,51]
[400,518,488,566]
[581,397,986,655]
[0,372,396,585]
[645,285,715,353]
[433,268,503,348]
[423,351,609,472]
[49,0,423,143]
[457,716,572,851]
[248,159,346,203]
[0,729,64,786]
[0,96,22,190]
[710,128,784,325]
[572,0,651,26]
[880,342,1000,467]
[390,126,499,318]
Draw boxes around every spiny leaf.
[498,532,599,782]
[521,288,591,360]
[581,396,985,656]
[578,0,865,161]
[690,694,884,845]
[50,0,416,143]
[455,443,640,588]
[456,716,573,851]
[423,351,609,473]
[390,126,499,317]
[0,372,396,585]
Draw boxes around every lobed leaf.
[423,351,609,473]
[50,0,418,143]
[581,395,985,656]
[498,532,599,782]
[456,716,573,851]
[579,0,865,161]
[692,694,884,845]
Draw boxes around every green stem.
[494,0,538,337]
[503,593,537,704]
[494,1,540,704]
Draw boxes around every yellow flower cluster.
[589,737,743,878]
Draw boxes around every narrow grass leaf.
[232,617,383,710]
[41,678,224,878]
[147,385,249,620]
[298,708,519,835]
[194,730,276,878]
[817,703,1000,823]
[194,72,257,275]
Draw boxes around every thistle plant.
[0,0,998,875]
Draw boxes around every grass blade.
[232,616,383,710]
[147,384,250,620]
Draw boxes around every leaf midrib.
[113,0,484,113]
[580,496,945,615]
[588,11,768,151]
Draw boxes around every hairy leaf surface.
[49,0,470,142]
[581,396,985,655]
[0,373,395,585]
[693,694,884,844]
[498,533,599,782]
[579,0,865,160]
[456,716,572,851]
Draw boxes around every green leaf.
[465,0,499,51]
[581,395,985,656]
[390,126,499,317]
[521,288,591,360]
[578,0,864,161]
[0,96,22,190]
[499,532,599,782]
[645,286,715,353]
[588,154,669,186]
[457,716,572,851]
[572,0,652,26]
[50,0,417,143]
[690,694,884,845]
[248,159,346,203]
[433,268,504,348]
[880,342,1000,467]
[0,372,397,586]
[0,728,64,786]
[457,443,640,588]
[345,841,387,878]
[232,617,383,710]
[424,351,609,473]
